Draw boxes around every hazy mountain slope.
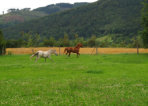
[0,9,47,28]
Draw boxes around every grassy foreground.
[0,54,148,105]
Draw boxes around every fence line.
[6,47,148,55]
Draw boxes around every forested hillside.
[2,0,144,40]
[0,3,88,29]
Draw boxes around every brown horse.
[64,43,83,57]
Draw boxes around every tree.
[6,39,23,48]
[57,38,63,47]
[22,32,33,47]
[74,33,79,45]
[96,35,113,47]
[88,35,96,47]
[0,30,6,55]
[130,36,143,54]
[43,38,50,46]
[48,36,56,47]
[141,0,148,48]
[33,34,40,47]
[63,33,70,46]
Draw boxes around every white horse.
[30,49,58,62]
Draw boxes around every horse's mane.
[75,43,82,48]
[48,49,56,53]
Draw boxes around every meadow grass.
[0,54,148,105]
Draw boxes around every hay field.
[6,47,148,54]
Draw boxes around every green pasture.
[0,54,148,105]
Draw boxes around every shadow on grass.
[86,70,104,74]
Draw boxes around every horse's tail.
[30,52,39,60]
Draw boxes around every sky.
[0,0,97,14]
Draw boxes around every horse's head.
[77,43,83,48]
[48,49,58,56]
[53,50,58,56]
[55,52,58,56]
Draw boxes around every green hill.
[2,0,144,40]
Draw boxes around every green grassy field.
[0,54,148,105]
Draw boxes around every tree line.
[3,32,146,48]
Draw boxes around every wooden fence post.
[32,49,35,54]
[137,43,139,55]
[91,48,95,55]
[96,47,98,55]
[59,47,61,55]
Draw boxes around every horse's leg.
[66,51,68,55]
[77,53,79,57]
[77,52,80,57]
[35,56,37,62]
[30,54,34,60]
[69,52,71,57]
[68,52,71,57]
[48,56,54,62]
[35,56,38,62]
[66,50,69,55]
